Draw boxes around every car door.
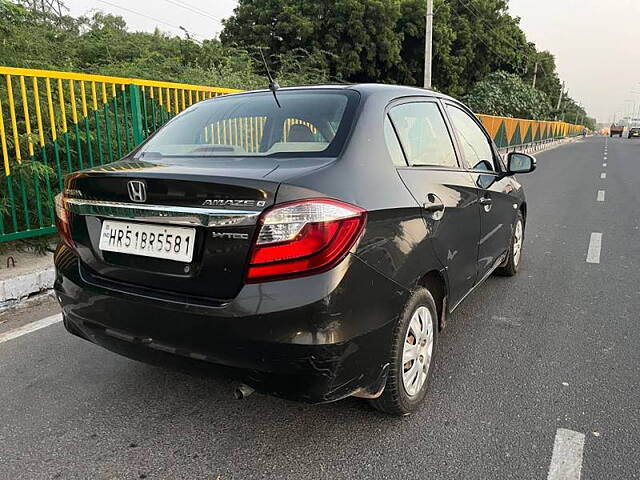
[387,99,481,307]
[444,102,517,280]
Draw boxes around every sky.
[508,0,640,124]
[63,0,640,123]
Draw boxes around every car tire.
[369,288,438,416]
[496,211,524,276]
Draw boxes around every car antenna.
[259,47,281,108]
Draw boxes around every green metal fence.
[0,66,239,242]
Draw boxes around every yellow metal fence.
[477,114,584,149]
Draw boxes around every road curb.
[0,267,55,307]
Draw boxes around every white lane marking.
[602,163,607,167]
[603,156,607,160]
[586,232,602,264]
[0,314,62,344]
[547,428,586,480]
[597,190,605,202]
[600,172,606,179]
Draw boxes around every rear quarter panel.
[275,89,446,293]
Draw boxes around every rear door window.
[388,102,458,168]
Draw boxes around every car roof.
[218,83,459,103]
[349,83,453,100]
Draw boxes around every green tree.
[391,0,457,88]
[442,0,532,97]
[559,97,594,130]
[221,0,403,82]
[464,71,553,119]
[0,0,329,89]
[522,49,562,105]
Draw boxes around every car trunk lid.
[65,158,286,300]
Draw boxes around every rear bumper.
[54,245,408,403]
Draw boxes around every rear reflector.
[246,198,366,282]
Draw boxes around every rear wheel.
[369,288,438,416]
[496,211,524,276]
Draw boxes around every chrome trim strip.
[64,198,260,227]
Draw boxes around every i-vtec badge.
[211,232,249,240]
[202,199,266,208]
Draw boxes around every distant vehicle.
[610,123,624,137]
[54,84,537,415]
[628,120,640,138]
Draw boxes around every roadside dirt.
[0,291,60,333]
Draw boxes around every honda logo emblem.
[127,180,147,203]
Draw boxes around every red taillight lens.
[246,198,367,282]
[54,193,75,250]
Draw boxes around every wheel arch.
[519,201,527,225]
[417,269,448,330]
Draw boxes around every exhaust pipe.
[233,383,255,400]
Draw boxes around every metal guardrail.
[497,137,577,156]
[0,66,584,243]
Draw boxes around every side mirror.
[507,152,536,175]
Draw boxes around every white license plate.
[99,220,196,263]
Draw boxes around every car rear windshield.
[136,89,359,159]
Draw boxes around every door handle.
[423,202,445,212]
[479,196,493,212]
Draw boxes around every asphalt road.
[1,136,639,479]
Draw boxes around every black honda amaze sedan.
[54,84,535,415]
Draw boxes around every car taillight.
[54,193,75,250]
[246,198,367,282]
